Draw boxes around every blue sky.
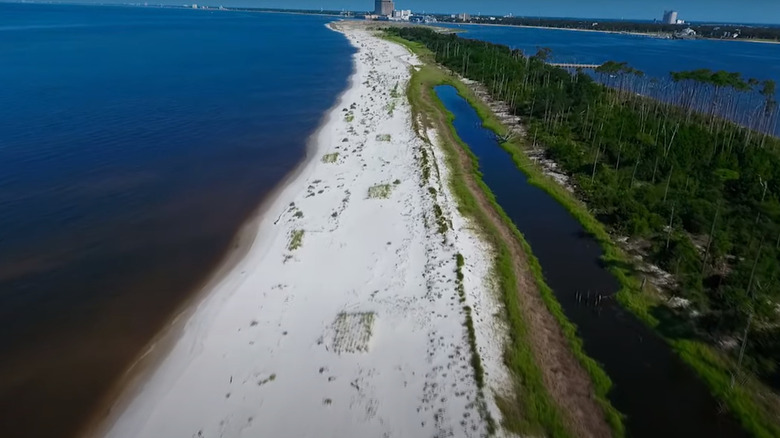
[23,0,780,24]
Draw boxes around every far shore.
[442,21,780,44]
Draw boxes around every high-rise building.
[663,10,678,25]
[374,0,394,16]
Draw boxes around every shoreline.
[80,22,359,438]
[446,21,780,44]
[92,22,508,438]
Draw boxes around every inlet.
[433,84,748,438]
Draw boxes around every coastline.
[80,22,359,438]
[446,21,659,38]
[93,22,509,438]
[447,21,780,44]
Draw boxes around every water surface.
[440,23,780,87]
[0,4,353,437]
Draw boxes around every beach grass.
[368,183,392,199]
[375,134,392,142]
[288,229,304,251]
[321,153,339,163]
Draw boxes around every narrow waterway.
[434,85,748,438]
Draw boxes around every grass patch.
[345,112,354,122]
[376,134,392,142]
[454,252,496,434]
[390,81,400,98]
[386,100,397,115]
[433,203,448,235]
[321,153,339,163]
[288,229,304,251]
[368,183,392,199]
[392,33,625,438]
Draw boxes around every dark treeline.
[435,16,780,41]
[387,27,780,386]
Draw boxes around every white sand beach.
[100,24,509,438]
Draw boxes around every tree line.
[435,15,780,41]
[387,26,780,387]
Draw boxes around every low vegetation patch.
[288,229,304,251]
[455,253,496,434]
[390,82,400,98]
[368,183,392,199]
[321,153,339,163]
[376,134,392,142]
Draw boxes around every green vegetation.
[368,183,392,199]
[388,26,780,437]
[345,111,355,122]
[386,100,397,115]
[393,36,623,436]
[454,252,496,434]
[288,229,304,251]
[321,153,339,163]
[390,82,400,98]
[432,203,448,235]
[376,134,392,142]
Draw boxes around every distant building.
[374,0,394,16]
[663,10,678,25]
[191,3,198,8]
[458,13,471,21]
[391,9,412,20]
[673,27,696,39]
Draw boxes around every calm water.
[441,23,780,88]
[0,4,353,437]
[435,85,748,438]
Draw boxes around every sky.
[15,0,780,24]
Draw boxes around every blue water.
[435,84,748,438]
[0,4,353,437]
[440,23,780,92]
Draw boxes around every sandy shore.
[97,23,509,438]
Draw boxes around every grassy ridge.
[385,29,780,438]
[391,33,624,437]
